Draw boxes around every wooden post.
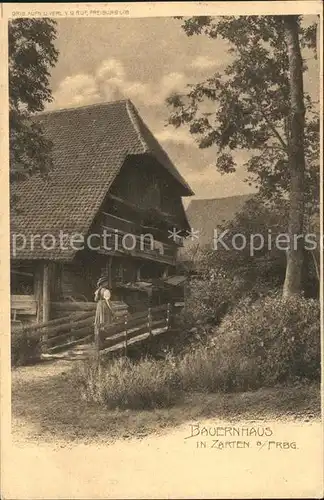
[108,256,112,288]
[124,315,128,357]
[148,307,152,338]
[34,264,42,323]
[42,262,50,344]
[70,316,76,344]
[166,302,171,330]
[311,249,320,281]
[94,324,101,364]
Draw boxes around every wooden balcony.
[101,212,138,235]
[94,218,176,265]
[101,211,184,246]
[93,211,182,265]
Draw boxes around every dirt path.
[12,357,321,445]
[7,359,323,498]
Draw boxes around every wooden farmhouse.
[11,100,193,324]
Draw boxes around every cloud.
[98,66,186,107]
[190,55,219,70]
[155,127,194,146]
[47,73,101,109]
[96,58,125,80]
[156,72,186,103]
[49,59,187,111]
[101,77,152,103]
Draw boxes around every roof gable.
[11,100,193,260]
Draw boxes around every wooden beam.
[108,256,112,288]
[102,210,134,225]
[96,246,176,266]
[46,334,93,354]
[23,309,94,333]
[42,262,50,325]
[51,301,96,312]
[34,263,43,323]
[11,270,34,277]
[108,194,174,220]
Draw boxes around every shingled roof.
[11,99,193,261]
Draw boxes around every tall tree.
[167,15,319,297]
[282,16,306,297]
[9,18,59,189]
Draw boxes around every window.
[11,267,34,295]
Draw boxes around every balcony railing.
[101,211,184,246]
[97,212,178,264]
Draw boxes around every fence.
[96,303,173,356]
[11,294,38,322]
[20,302,176,357]
[22,309,95,354]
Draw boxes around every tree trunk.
[282,16,306,298]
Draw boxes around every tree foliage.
[192,196,319,300]
[167,16,319,211]
[9,18,59,185]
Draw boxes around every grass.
[11,295,321,447]
[12,358,321,446]
[72,355,180,410]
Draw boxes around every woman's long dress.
[94,287,113,328]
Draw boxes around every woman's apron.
[94,287,113,327]
[94,288,113,355]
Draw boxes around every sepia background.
[46,16,320,203]
[1,2,323,499]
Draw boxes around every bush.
[181,274,247,330]
[72,296,320,408]
[178,295,320,392]
[11,326,41,367]
[177,331,260,393]
[182,271,282,334]
[72,355,180,410]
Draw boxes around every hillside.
[184,194,253,249]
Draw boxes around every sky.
[47,16,319,206]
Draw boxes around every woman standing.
[94,276,115,353]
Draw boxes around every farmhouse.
[11,99,193,323]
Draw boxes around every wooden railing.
[20,302,177,357]
[96,303,172,356]
[20,309,95,353]
[99,224,177,264]
[101,211,184,247]
[101,211,138,235]
[98,211,180,264]
[11,295,37,321]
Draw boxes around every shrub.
[224,295,321,384]
[178,295,320,392]
[11,326,41,367]
[182,271,282,334]
[72,354,180,410]
[72,296,320,408]
[177,331,260,393]
[181,274,248,330]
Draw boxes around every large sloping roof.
[11,99,193,261]
[185,194,253,247]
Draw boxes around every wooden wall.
[107,155,189,232]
